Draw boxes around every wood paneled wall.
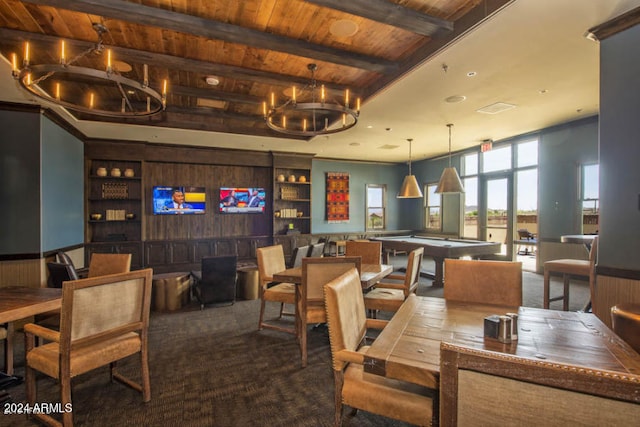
[593,275,640,328]
[0,258,48,288]
[144,161,272,240]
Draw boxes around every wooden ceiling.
[0,0,509,141]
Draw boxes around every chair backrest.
[345,241,382,265]
[59,269,153,346]
[289,245,310,268]
[403,247,424,297]
[303,257,362,303]
[439,341,640,427]
[256,245,287,288]
[56,251,76,268]
[47,262,79,288]
[201,255,238,287]
[323,268,368,371]
[88,253,132,278]
[444,259,522,306]
[307,242,325,258]
[517,229,535,240]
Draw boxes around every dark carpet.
[4,254,589,426]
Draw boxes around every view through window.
[366,185,386,230]
[424,183,441,230]
[582,163,599,233]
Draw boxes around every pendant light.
[435,124,465,193]
[397,138,424,198]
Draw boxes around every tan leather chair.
[444,259,523,306]
[1,322,14,375]
[257,245,296,334]
[544,236,598,311]
[87,253,132,277]
[324,268,435,426]
[24,269,153,427]
[345,240,382,265]
[299,257,361,367]
[610,303,640,354]
[364,247,423,315]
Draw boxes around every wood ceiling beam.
[304,0,453,37]
[0,28,354,93]
[21,0,397,74]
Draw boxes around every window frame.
[365,184,386,230]
[424,183,442,231]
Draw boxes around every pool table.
[372,235,501,287]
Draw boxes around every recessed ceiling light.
[330,19,359,37]
[445,95,466,103]
[538,89,548,94]
[467,71,477,77]
[366,125,373,129]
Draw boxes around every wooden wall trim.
[587,6,640,41]
[596,265,640,281]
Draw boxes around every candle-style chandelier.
[10,23,167,118]
[263,63,360,137]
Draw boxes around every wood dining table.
[0,286,62,395]
[364,295,640,390]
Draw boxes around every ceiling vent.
[378,144,400,150]
[477,102,516,114]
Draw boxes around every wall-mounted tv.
[153,186,206,215]
[219,187,266,213]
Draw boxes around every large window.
[581,163,599,233]
[366,185,386,230]
[462,153,479,238]
[424,183,441,230]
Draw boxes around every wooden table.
[372,235,501,287]
[273,263,393,290]
[364,295,640,389]
[0,287,62,324]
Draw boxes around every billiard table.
[372,235,501,287]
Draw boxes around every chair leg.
[258,298,267,330]
[562,274,570,311]
[543,270,551,309]
[140,345,151,402]
[333,370,344,427]
[60,376,73,427]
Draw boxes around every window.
[366,185,386,230]
[462,153,479,238]
[482,145,512,173]
[424,183,441,230]
[581,163,599,233]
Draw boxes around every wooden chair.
[544,236,598,311]
[288,245,310,268]
[444,259,523,306]
[364,247,423,316]
[87,253,132,277]
[323,268,435,426]
[299,257,361,367]
[24,269,153,427]
[345,240,382,265]
[257,245,296,334]
[440,341,640,426]
[1,323,14,376]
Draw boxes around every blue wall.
[311,159,421,233]
[41,116,84,252]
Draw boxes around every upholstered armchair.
[87,253,132,277]
[444,259,523,306]
[345,240,382,265]
[324,268,435,426]
[364,247,423,316]
[299,256,361,367]
[24,269,153,427]
[257,245,296,334]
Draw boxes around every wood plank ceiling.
[0,0,508,141]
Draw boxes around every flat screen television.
[219,187,266,213]
[153,186,206,215]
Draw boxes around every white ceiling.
[1,0,639,163]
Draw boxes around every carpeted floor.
[4,254,590,426]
